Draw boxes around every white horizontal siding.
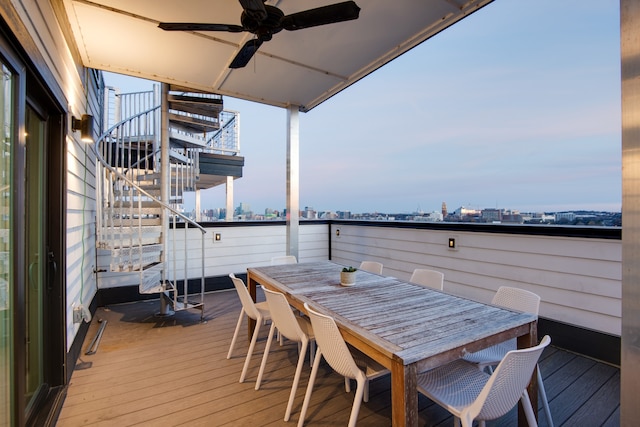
[96,220,621,336]
[330,224,622,336]
[165,223,329,278]
[96,223,330,288]
[16,0,100,351]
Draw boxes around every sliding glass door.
[24,102,47,417]
[0,26,65,426]
[0,59,14,427]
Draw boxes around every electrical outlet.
[73,306,83,323]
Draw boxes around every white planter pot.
[340,271,357,286]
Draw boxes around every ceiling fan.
[159,0,361,68]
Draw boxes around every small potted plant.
[340,266,357,286]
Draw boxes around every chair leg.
[309,340,316,365]
[520,391,539,427]
[255,322,277,390]
[297,348,323,427]
[537,366,554,427]
[347,375,365,427]
[227,309,245,359]
[285,339,308,421]
[239,314,263,383]
[364,379,370,403]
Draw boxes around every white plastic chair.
[417,335,551,427]
[462,286,553,427]
[255,288,315,421]
[359,260,383,275]
[270,255,298,265]
[297,303,389,427]
[227,273,272,383]
[409,268,444,290]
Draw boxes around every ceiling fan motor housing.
[241,5,284,41]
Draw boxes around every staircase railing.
[95,90,207,319]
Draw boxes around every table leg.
[518,321,539,426]
[391,360,418,427]
[246,272,257,342]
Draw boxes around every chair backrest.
[359,261,383,275]
[263,287,305,342]
[491,286,540,315]
[409,269,444,290]
[304,303,361,380]
[270,255,298,265]
[470,335,551,421]
[229,273,261,320]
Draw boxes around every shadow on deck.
[56,290,620,426]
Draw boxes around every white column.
[286,105,300,259]
[159,83,171,315]
[226,175,234,221]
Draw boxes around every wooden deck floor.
[56,289,620,426]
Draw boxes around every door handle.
[48,251,57,292]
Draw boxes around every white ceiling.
[60,0,494,112]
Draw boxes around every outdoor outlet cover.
[73,306,83,323]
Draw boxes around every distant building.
[236,202,251,216]
[556,212,576,223]
[338,210,352,219]
[413,211,443,222]
[452,206,481,220]
[304,206,317,219]
[481,208,502,223]
[501,209,524,224]
[442,202,448,217]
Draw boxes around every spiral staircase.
[95,83,242,319]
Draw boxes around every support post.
[226,176,234,221]
[158,83,173,316]
[286,105,300,260]
[621,1,640,424]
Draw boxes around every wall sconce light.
[214,232,222,242]
[71,114,94,143]
[448,237,458,251]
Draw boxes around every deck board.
[56,289,620,426]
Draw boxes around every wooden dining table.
[246,261,538,427]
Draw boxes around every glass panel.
[24,103,45,411]
[0,63,13,427]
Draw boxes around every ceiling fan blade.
[239,0,268,22]
[158,22,245,32]
[281,1,360,31]
[229,38,263,68]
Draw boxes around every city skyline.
[188,202,621,228]
[192,202,621,218]
[106,1,621,215]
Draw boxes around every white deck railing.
[96,220,621,338]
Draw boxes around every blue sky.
[105,1,621,214]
